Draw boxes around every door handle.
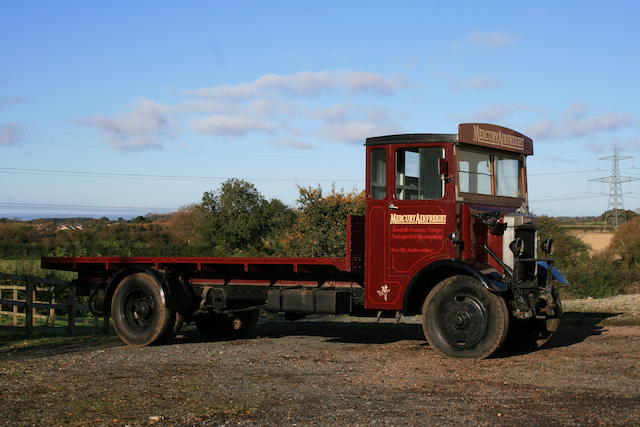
[388,203,399,210]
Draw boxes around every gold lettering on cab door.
[389,214,446,225]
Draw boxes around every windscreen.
[458,149,522,198]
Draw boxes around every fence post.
[48,296,56,327]
[25,280,34,337]
[12,287,18,326]
[67,283,76,336]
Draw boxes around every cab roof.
[365,133,457,146]
[365,124,533,155]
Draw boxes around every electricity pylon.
[589,148,639,230]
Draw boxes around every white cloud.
[186,71,408,99]
[312,103,402,143]
[0,122,25,146]
[78,70,411,150]
[268,138,313,150]
[525,118,556,140]
[587,138,640,154]
[454,77,502,90]
[190,115,276,136]
[470,103,538,122]
[320,121,400,144]
[468,32,521,48]
[526,104,635,141]
[77,98,174,150]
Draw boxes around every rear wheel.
[421,275,509,359]
[195,308,260,341]
[158,312,185,343]
[111,272,174,346]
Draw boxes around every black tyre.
[506,290,562,350]
[195,308,260,341]
[422,275,509,359]
[158,312,185,343]
[111,272,174,346]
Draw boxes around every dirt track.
[1,313,639,426]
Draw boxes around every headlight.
[541,238,554,256]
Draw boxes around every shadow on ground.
[175,319,425,345]
[545,311,621,349]
[175,311,623,352]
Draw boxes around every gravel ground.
[1,305,639,426]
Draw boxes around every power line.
[528,169,600,177]
[18,141,360,160]
[0,166,364,184]
[0,202,177,213]
[530,193,605,203]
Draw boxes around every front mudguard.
[537,261,569,284]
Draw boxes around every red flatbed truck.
[41,123,566,359]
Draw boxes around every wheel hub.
[440,294,488,348]
[124,290,154,331]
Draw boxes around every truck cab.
[363,124,562,356]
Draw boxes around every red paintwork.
[364,143,457,310]
[41,124,533,314]
[41,256,349,274]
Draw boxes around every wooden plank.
[0,297,89,311]
[12,287,18,326]
[25,280,33,337]
[67,283,76,336]
[49,304,56,326]
[0,310,48,320]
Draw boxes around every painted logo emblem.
[390,213,446,225]
[377,284,391,301]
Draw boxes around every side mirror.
[438,158,449,177]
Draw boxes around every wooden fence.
[0,272,110,336]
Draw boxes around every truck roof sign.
[458,123,533,155]
[365,124,533,155]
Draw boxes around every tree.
[165,204,206,247]
[609,216,640,268]
[198,179,294,255]
[535,216,590,268]
[278,186,365,257]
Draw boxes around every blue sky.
[1,1,639,218]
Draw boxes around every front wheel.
[111,272,174,346]
[506,290,562,350]
[421,275,509,359]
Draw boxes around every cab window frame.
[394,146,445,201]
[457,146,524,200]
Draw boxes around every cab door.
[365,143,456,310]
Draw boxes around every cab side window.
[370,148,386,200]
[395,147,443,200]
